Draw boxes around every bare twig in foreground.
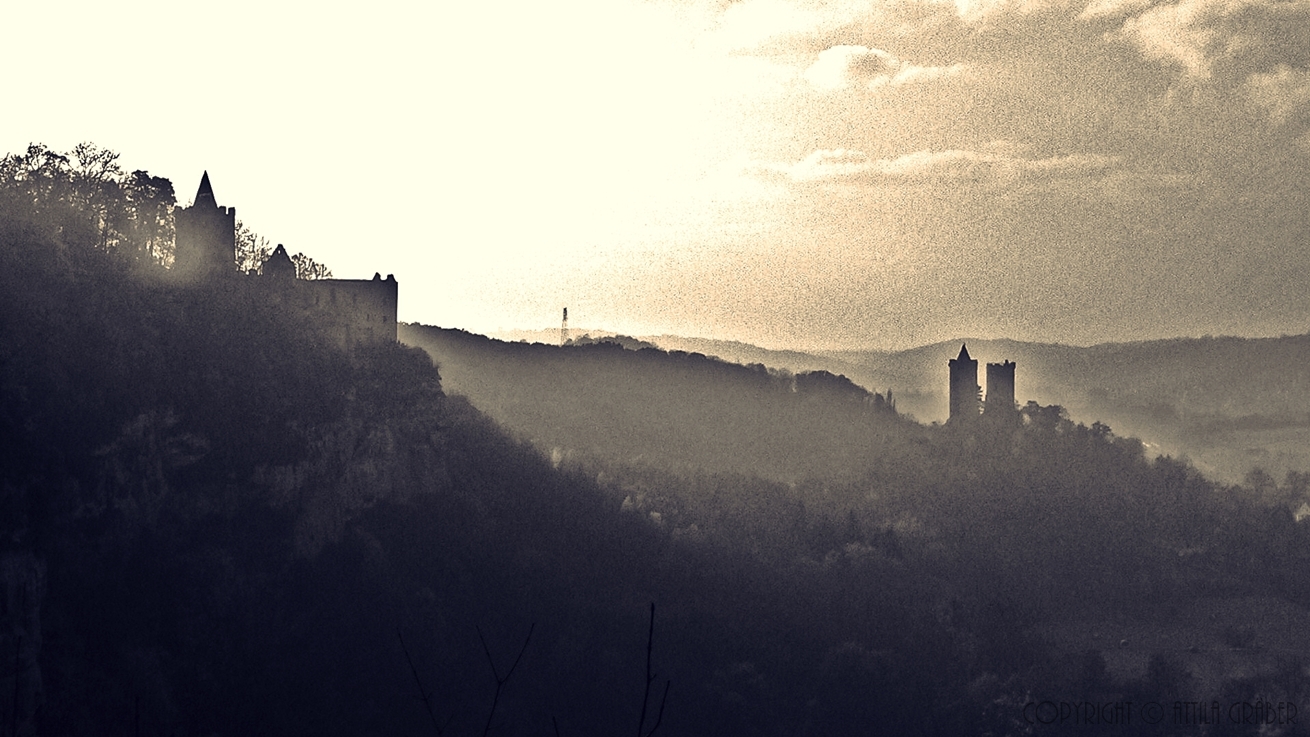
[636,603,671,737]
[478,622,536,737]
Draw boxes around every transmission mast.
[560,307,569,346]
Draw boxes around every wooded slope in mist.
[610,333,1310,483]
[401,324,909,482]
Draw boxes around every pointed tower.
[173,171,236,280]
[948,344,980,422]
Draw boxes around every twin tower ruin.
[948,344,1016,423]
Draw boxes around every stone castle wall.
[286,275,399,347]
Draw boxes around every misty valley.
[5,145,1310,735]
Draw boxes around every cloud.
[1079,0,1154,19]
[1096,0,1310,80]
[767,145,1119,183]
[1247,64,1310,150]
[952,0,1065,23]
[803,45,968,91]
[1248,65,1310,123]
[1111,0,1226,77]
[775,148,875,179]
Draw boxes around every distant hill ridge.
[460,327,1310,482]
[401,324,907,482]
[494,327,1310,420]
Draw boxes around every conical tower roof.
[194,171,216,208]
[956,344,972,361]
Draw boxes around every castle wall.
[266,275,398,347]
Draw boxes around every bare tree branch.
[647,681,670,737]
[636,603,672,737]
[478,622,535,737]
[398,627,447,736]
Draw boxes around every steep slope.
[0,219,996,736]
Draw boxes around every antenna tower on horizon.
[561,307,569,346]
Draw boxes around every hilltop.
[594,332,1310,484]
[400,324,908,482]
[827,336,1310,483]
[412,326,1310,483]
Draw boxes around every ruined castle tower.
[984,360,1017,419]
[264,244,295,280]
[173,172,235,280]
[948,344,980,422]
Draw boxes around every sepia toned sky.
[5,0,1309,349]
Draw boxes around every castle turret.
[984,360,1017,422]
[173,172,236,280]
[948,344,980,422]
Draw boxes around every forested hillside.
[535,330,1310,484]
[399,324,908,482]
[1,144,967,734]
[823,337,1310,482]
[489,329,1310,483]
[5,144,1310,735]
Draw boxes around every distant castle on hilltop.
[948,344,1016,423]
[173,172,398,348]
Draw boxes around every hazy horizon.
[7,0,1308,350]
[483,322,1310,354]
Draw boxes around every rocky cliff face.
[0,551,44,736]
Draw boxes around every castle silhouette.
[948,344,1016,423]
[174,172,398,348]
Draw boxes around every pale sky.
[4,0,1308,350]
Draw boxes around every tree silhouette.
[291,251,332,279]
[120,169,176,265]
[0,142,175,265]
[234,219,273,274]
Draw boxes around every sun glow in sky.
[5,0,1309,349]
